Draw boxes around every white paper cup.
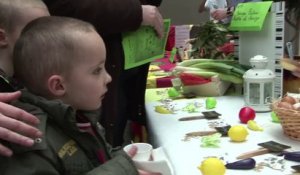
[123,143,153,161]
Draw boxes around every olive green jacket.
[0,90,138,175]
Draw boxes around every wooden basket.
[271,100,300,141]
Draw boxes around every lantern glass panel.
[264,82,272,104]
[244,81,248,97]
[249,83,260,104]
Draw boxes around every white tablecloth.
[145,89,300,175]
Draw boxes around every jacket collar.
[19,90,100,131]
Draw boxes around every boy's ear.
[47,75,66,96]
[0,28,8,47]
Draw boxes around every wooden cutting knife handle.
[236,148,270,159]
[185,131,218,137]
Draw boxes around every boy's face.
[62,31,112,110]
[6,6,49,76]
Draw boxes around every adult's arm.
[293,71,300,78]
[211,0,261,21]
[198,0,207,13]
[210,0,231,21]
[44,0,143,35]
[0,91,42,157]
[0,150,138,175]
[44,0,163,38]
[211,8,229,20]
[142,0,162,6]
[0,149,160,175]
[141,5,163,38]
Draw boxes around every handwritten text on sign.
[233,7,260,23]
[229,1,272,31]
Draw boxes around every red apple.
[239,107,256,124]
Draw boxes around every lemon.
[247,120,263,131]
[154,106,172,114]
[228,125,248,142]
[198,157,226,175]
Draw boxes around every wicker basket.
[271,100,300,141]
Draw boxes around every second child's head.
[13,16,112,110]
[0,0,49,76]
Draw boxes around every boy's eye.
[93,67,102,74]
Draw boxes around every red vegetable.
[239,107,256,124]
[179,73,211,86]
[225,158,256,170]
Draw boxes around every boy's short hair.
[13,16,97,97]
[0,0,47,32]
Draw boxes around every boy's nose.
[106,72,112,83]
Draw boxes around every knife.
[178,111,221,121]
[185,130,218,137]
[178,116,205,121]
[236,141,291,159]
[185,125,231,138]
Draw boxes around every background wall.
[158,0,298,55]
[158,0,209,25]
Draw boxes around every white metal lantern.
[243,55,275,112]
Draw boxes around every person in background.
[209,0,261,22]
[0,16,160,175]
[113,0,163,146]
[0,0,49,157]
[284,0,300,31]
[198,0,207,13]
[292,69,300,78]
[198,0,229,24]
[43,0,164,147]
[285,0,300,78]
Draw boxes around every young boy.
[0,0,49,156]
[0,16,144,175]
[0,0,50,91]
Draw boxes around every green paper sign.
[229,1,272,31]
[122,19,171,70]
